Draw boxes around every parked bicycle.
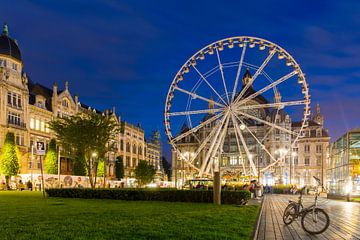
[282,176,330,234]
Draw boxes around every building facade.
[328,128,360,197]
[0,24,151,181]
[171,69,330,187]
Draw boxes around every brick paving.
[255,194,360,240]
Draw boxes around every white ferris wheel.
[164,36,310,179]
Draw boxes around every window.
[62,99,69,107]
[138,146,142,155]
[133,144,137,154]
[305,157,310,165]
[126,156,130,167]
[120,140,124,151]
[41,121,45,132]
[35,119,40,130]
[37,101,44,108]
[7,112,21,126]
[316,129,322,137]
[304,144,310,153]
[230,156,237,165]
[17,95,21,108]
[294,157,298,165]
[7,92,11,105]
[45,123,50,133]
[0,59,7,67]
[126,143,130,152]
[316,144,322,153]
[12,63,17,71]
[30,118,35,129]
[316,156,322,166]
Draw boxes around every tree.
[115,156,124,179]
[44,139,58,174]
[134,160,156,187]
[0,132,20,187]
[50,112,118,188]
[161,156,171,180]
[97,161,104,177]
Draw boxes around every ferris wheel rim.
[164,36,310,178]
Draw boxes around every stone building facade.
[0,24,149,180]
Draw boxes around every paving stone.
[255,194,360,240]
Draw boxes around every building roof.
[28,80,53,111]
[0,24,22,62]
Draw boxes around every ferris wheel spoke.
[231,114,258,176]
[260,159,281,173]
[237,110,299,137]
[174,86,226,108]
[199,112,230,176]
[232,125,247,175]
[237,70,298,106]
[192,65,228,105]
[188,119,224,164]
[175,148,200,172]
[232,113,277,163]
[215,48,230,104]
[231,43,247,102]
[234,50,276,104]
[204,117,229,175]
[171,112,223,143]
[237,100,306,111]
[168,108,223,117]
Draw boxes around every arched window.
[62,99,69,107]
[126,142,130,152]
[133,144,137,154]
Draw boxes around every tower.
[242,68,253,86]
[312,103,324,125]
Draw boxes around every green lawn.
[0,191,259,240]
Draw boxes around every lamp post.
[291,152,297,185]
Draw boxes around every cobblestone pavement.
[255,194,360,240]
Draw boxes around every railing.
[7,120,26,129]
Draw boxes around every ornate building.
[0,24,149,180]
[171,69,329,187]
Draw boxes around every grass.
[0,191,259,240]
[352,197,360,202]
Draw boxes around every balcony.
[7,120,26,129]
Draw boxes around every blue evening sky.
[2,0,360,160]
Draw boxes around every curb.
[250,195,265,240]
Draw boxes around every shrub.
[46,188,250,205]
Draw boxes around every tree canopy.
[0,132,20,183]
[45,139,58,174]
[134,160,156,187]
[49,112,118,188]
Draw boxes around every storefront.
[328,128,360,198]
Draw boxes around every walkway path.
[255,194,360,240]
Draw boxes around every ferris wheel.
[164,36,310,178]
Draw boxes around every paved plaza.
[255,194,360,240]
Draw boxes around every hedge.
[45,188,250,205]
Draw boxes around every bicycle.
[282,176,330,234]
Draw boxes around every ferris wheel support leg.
[213,171,221,205]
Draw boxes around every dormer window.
[0,59,7,67]
[62,99,69,108]
[37,101,44,108]
[12,63,17,71]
